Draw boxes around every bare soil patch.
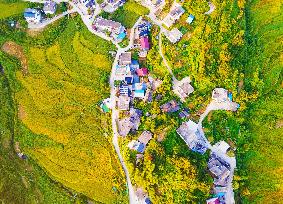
[27,28,44,37]
[18,105,26,120]
[1,41,28,75]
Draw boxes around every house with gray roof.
[43,1,57,15]
[208,153,231,187]
[160,100,180,113]
[176,120,208,154]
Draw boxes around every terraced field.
[14,19,127,203]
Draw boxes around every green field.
[242,0,283,203]
[0,15,127,203]
[0,52,79,203]
[16,19,127,203]
[0,1,27,19]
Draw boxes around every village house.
[118,117,133,136]
[140,36,150,51]
[119,83,131,96]
[160,100,180,113]
[119,52,132,65]
[130,60,140,72]
[135,187,152,204]
[43,1,57,15]
[163,3,185,27]
[115,65,131,79]
[80,0,96,8]
[128,131,153,153]
[176,120,208,154]
[206,197,220,204]
[118,108,142,136]
[173,77,194,102]
[212,88,229,102]
[133,82,146,98]
[100,98,112,113]
[93,17,126,41]
[208,153,231,187]
[117,95,130,110]
[212,88,239,111]
[164,28,183,43]
[24,8,42,24]
[102,0,126,13]
[213,141,230,154]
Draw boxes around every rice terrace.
[0,0,282,204]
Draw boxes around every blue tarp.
[24,12,36,18]
[137,143,145,153]
[117,32,126,40]
[228,92,233,101]
[187,14,195,24]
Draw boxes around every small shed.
[187,14,195,24]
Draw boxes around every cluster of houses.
[24,0,57,24]
[207,142,235,204]
[175,88,239,204]
[162,2,195,43]
[134,20,152,58]
[93,16,126,42]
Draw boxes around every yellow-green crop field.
[0,2,27,19]
[15,19,127,203]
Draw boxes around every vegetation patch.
[101,0,149,28]
[2,41,28,75]
[13,18,127,203]
[0,1,27,19]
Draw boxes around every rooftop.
[43,1,57,14]
[212,88,228,102]
[160,100,180,113]
[119,52,132,65]
[164,28,183,43]
[117,95,130,110]
[173,77,194,102]
[176,120,208,154]
[138,131,153,145]
[208,153,231,186]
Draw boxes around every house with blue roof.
[24,8,42,24]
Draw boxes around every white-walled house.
[24,8,42,24]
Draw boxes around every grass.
[0,52,79,203]
[241,0,283,203]
[101,0,149,28]
[0,1,27,19]
[12,18,127,203]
